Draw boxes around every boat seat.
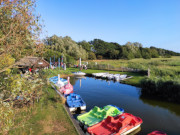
[106,123,113,130]
[76,95,81,99]
[130,119,136,126]
[117,121,122,128]
[73,99,81,102]
[112,127,118,132]
[101,110,107,117]
[67,96,71,101]
[97,115,102,119]
[106,116,112,123]
[113,109,119,114]
[93,106,99,113]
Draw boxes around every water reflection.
[140,97,180,117]
[71,77,180,135]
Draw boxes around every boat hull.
[80,106,86,111]
[121,124,141,135]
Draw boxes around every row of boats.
[92,73,129,81]
[49,75,167,135]
[49,75,86,112]
[77,105,143,135]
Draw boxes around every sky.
[36,0,180,52]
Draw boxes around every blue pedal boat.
[66,93,86,112]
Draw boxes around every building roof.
[15,56,49,68]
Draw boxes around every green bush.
[66,55,75,64]
[140,78,180,103]
[97,55,103,60]
[88,52,96,60]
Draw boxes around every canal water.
[72,77,180,135]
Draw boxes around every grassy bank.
[42,68,73,78]
[6,76,78,135]
[85,56,180,71]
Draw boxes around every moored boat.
[101,73,109,79]
[109,105,124,112]
[113,74,121,81]
[66,93,86,112]
[148,131,167,135]
[107,74,114,80]
[92,73,109,78]
[73,71,86,76]
[119,74,127,80]
[49,75,68,86]
[59,77,73,95]
[87,113,143,135]
[77,105,124,128]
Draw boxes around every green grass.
[84,56,180,81]
[8,85,78,135]
[41,68,72,79]
[85,56,180,71]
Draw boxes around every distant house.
[15,56,49,73]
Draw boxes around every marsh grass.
[85,56,180,79]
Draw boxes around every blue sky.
[36,0,180,52]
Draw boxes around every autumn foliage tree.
[0,1,44,132]
[0,0,43,73]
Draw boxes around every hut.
[15,56,49,73]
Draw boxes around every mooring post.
[148,68,150,78]
[79,57,81,70]
[58,58,60,69]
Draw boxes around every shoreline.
[50,83,84,135]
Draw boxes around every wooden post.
[148,68,150,78]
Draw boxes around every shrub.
[140,78,180,103]
[88,52,96,60]
[97,55,103,60]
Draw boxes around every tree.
[141,48,151,59]
[121,46,134,60]
[90,39,120,58]
[107,50,119,59]
[0,0,43,73]
[97,55,103,59]
[150,48,159,58]
[134,50,142,58]
[44,35,88,60]
[88,52,96,60]
[78,40,93,52]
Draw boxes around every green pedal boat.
[77,105,124,129]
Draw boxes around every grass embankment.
[43,68,73,78]
[8,75,78,135]
[86,56,180,71]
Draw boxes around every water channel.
[71,77,180,135]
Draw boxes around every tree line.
[1,0,180,72]
[43,36,180,62]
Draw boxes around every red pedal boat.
[87,113,143,135]
[148,131,167,135]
